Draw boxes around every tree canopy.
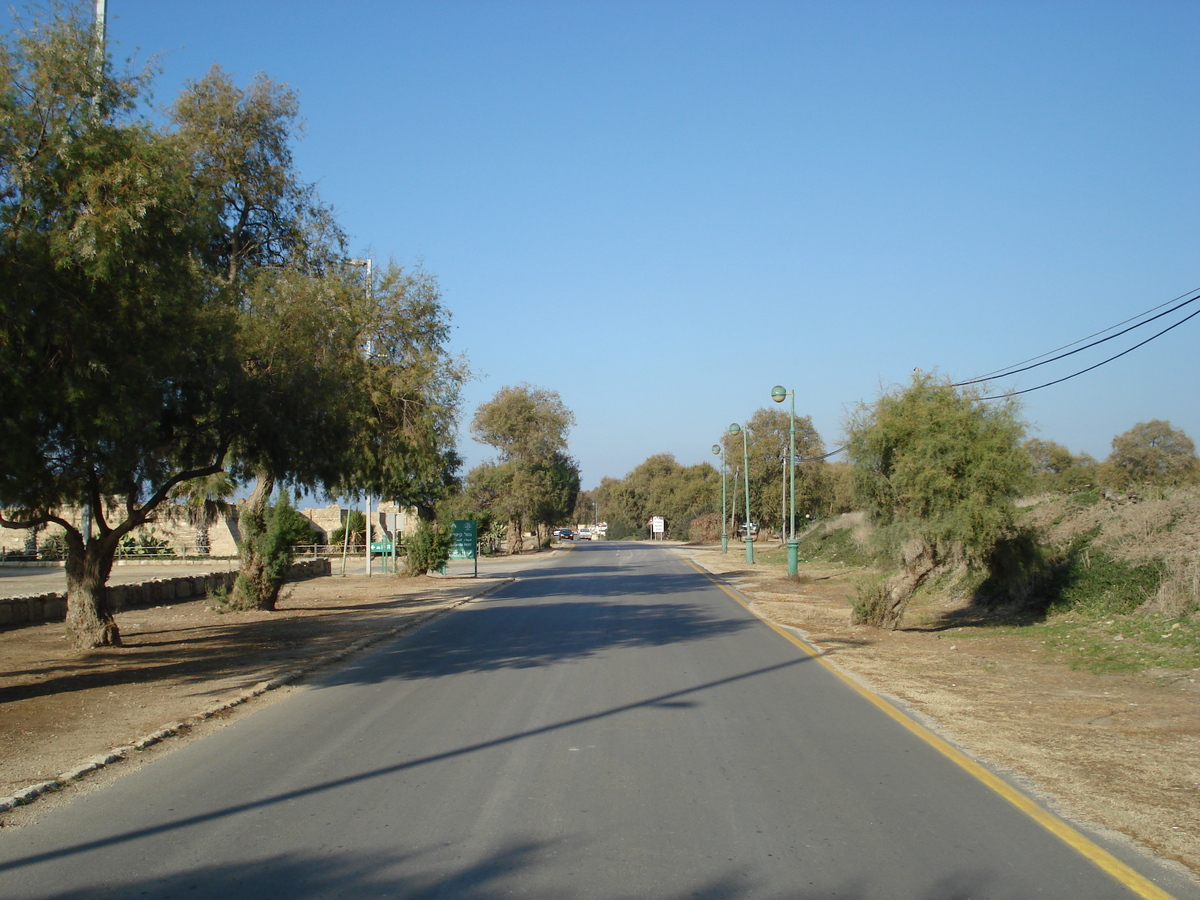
[1107,420,1198,487]
[844,371,1029,626]
[589,454,718,541]
[0,7,464,642]
[466,385,579,551]
[720,407,830,536]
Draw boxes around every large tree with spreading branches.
[0,6,464,642]
[466,385,579,552]
[844,371,1029,628]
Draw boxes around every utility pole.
[80,0,106,549]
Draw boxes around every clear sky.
[38,1,1200,489]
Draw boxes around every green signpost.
[449,520,478,576]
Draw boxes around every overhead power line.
[959,286,1200,386]
[979,304,1200,401]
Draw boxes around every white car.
[577,529,592,540]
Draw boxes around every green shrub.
[231,491,298,610]
[403,519,452,576]
[1047,551,1166,617]
[975,528,1047,607]
[38,532,67,560]
[794,525,870,566]
[851,574,891,626]
[273,497,319,547]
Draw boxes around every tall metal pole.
[82,2,105,547]
[712,444,727,553]
[93,0,106,59]
[787,390,797,576]
[729,423,754,565]
[772,385,799,577]
[348,258,374,576]
[365,258,373,576]
[365,495,372,576]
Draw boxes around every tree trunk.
[506,518,524,555]
[194,521,211,555]
[64,534,121,649]
[880,540,938,629]
[232,473,281,611]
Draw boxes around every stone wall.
[0,558,331,630]
[1,502,420,557]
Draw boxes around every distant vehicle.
[577,529,592,540]
[737,522,758,539]
[554,528,574,541]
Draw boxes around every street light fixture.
[348,258,374,576]
[771,385,799,577]
[711,443,728,553]
[728,423,754,564]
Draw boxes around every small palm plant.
[169,472,236,556]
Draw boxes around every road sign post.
[449,520,478,576]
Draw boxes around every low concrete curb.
[0,577,512,814]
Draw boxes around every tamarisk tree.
[844,371,1029,628]
[466,385,579,552]
[0,8,240,646]
[0,8,465,641]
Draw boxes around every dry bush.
[1023,486,1200,566]
[1147,554,1200,617]
[851,574,890,627]
[688,512,720,544]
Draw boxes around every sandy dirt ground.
[0,544,1197,890]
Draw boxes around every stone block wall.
[0,558,331,630]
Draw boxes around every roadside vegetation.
[3,4,1195,672]
[456,384,581,554]
[769,483,1200,676]
[0,5,465,645]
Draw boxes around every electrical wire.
[960,285,1200,384]
[955,290,1200,388]
[795,446,846,463]
[752,287,1197,463]
[980,304,1200,400]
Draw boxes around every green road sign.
[449,520,477,560]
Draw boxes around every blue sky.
[49,2,1200,488]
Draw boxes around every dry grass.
[1024,486,1200,565]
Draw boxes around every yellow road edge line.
[682,556,1178,900]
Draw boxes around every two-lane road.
[0,542,1191,898]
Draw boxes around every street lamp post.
[771,385,799,577]
[711,444,728,553]
[728,423,754,564]
[348,258,373,575]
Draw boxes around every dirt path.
[1,546,1197,889]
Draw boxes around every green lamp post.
[771,385,799,577]
[728,423,754,564]
[711,443,728,553]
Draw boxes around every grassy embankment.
[755,487,1200,675]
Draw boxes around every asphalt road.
[0,542,1190,899]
